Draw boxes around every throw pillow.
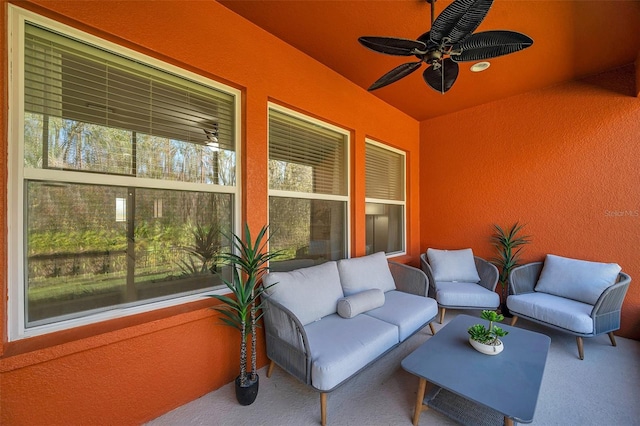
[337,289,385,319]
[337,251,396,296]
[534,254,621,305]
[426,248,481,283]
[263,261,344,325]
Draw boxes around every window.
[365,140,406,255]
[268,106,349,270]
[8,8,241,338]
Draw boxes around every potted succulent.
[209,224,282,405]
[490,222,531,316]
[467,310,509,355]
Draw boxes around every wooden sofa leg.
[429,322,436,335]
[320,393,327,426]
[608,332,617,347]
[439,308,446,324]
[267,360,275,378]
[510,316,518,326]
[576,337,584,360]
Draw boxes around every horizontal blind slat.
[366,143,404,201]
[25,23,235,151]
[269,109,347,196]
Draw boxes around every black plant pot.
[499,302,512,318]
[235,373,259,406]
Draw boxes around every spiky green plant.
[179,224,222,275]
[467,310,509,344]
[490,222,531,303]
[209,224,283,386]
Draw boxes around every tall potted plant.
[490,222,531,316]
[209,224,281,405]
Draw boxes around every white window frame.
[365,139,407,257]
[267,103,351,260]
[7,5,242,340]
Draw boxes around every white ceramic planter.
[469,337,503,355]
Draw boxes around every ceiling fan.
[358,0,533,93]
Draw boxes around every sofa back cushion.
[263,261,344,325]
[337,252,396,296]
[534,254,622,305]
[426,248,481,283]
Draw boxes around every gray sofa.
[507,254,631,360]
[262,252,438,426]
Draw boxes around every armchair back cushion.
[426,248,481,283]
[337,252,396,296]
[534,254,622,305]
[263,261,344,325]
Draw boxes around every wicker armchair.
[508,262,631,360]
[420,253,500,323]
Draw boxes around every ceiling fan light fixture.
[470,61,491,72]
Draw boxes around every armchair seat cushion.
[365,290,438,341]
[305,314,399,391]
[435,281,500,309]
[507,292,594,334]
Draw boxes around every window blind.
[269,109,347,196]
[365,142,404,201]
[24,23,235,150]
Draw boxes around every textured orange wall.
[0,0,420,424]
[420,65,640,339]
[636,52,640,97]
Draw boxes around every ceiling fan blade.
[368,61,423,91]
[452,31,534,62]
[358,36,427,56]
[430,0,494,45]
[423,58,459,94]
[417,31,438,49]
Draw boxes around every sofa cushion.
[426,248,480,283]
[534,254,621,305]
[337,289,385,319]
[263,261,344,326]
[507,292,594,334]
[305,313,399,391]
[435,281,500,309]
[337,252,396,296]
[365,290,438,341]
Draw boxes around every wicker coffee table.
[401,314,550,426]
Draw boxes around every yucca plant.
[490,222,531,311]
[179,224,221,275]
[209,224,282,400]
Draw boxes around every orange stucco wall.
[420,65,640,340]
[0,0,421,424]
[636,51,640,97]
